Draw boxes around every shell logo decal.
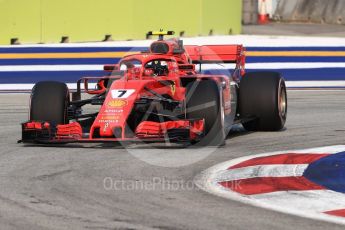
[107,99,127,108]
[101,115,120,120]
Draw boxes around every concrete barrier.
[242,0,258,25]
[0,0,242,45]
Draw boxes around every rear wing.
[184,45,245,64]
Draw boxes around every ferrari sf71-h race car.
[20,31,287,146]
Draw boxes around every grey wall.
[243,0,259,24]
[274,0,345,25]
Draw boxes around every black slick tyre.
[186,80,225,146]
[239,71,287,131]
[30,81,70,125]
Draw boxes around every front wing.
[20,119,205,144]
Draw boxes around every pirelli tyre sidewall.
[186,80,225,146]
[30,81,70,125]
[239,71,287,131]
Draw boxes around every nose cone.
[90,79,151,139]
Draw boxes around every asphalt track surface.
[1,90,345,230]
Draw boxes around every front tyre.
[239,72,287,131]
[186,80,225,146]
[30,81,70,125]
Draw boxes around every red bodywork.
[21,36,246,144]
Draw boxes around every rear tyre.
[186,80,225,146]
[239,71,287,131]
[30,81,70,125]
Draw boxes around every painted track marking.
[195,145,345,225]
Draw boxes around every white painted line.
[252,190,345,213]
[286,81,345,87]
[0,83,97,90]
[246,63,345,69]
[202,63,345,70]
[194,145,345,226]
[0,62,344,72]
[214,164,308,182]
[0,65,103,72]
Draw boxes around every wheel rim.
[279,83,287,119]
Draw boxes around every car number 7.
[111,89,135,98]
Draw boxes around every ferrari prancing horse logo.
[170,83,176,95]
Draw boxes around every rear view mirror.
[104,64,120,72]
[83,77,106,95]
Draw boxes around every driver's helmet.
[151,60,169,76]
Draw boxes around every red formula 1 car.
[20,31,287,146]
